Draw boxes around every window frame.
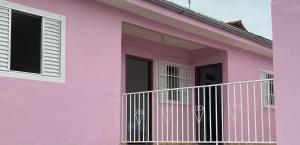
[158,60,191,104]
[167,65,180,101]
[260,69,275,108]
[0,1,66,83]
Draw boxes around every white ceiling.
[122,24,205,50]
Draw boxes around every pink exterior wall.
[0,0,274,144]
[219,46,275,142]
[122,34,193,91]
[272,0,300,144]
[0,0,123,145]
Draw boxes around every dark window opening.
[10,10,42,73]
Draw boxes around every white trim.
[158,60,190,70]
[260,68,273,75]
[260,69,274,108]
[0,1,65,20]
[0,1,66,83]
[60,17,66,83]
[40,17,45,77]
[0,70,64,83]
[7,8,11,70]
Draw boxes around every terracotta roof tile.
[226,20,248,31]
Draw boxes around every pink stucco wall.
[0,0,274,144]
[272,0,300,144]
[0,0,123,145]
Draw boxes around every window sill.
[159,100,189,105]
[263,105,275,109]
[0,70,64,83]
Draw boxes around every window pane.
[261,70,274,106]
[10,10,42,73]
[167,65,180,89]
[159,61,190,103]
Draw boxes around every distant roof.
[227,20,248,32]
[148,0,272,48]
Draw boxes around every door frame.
[125,54,153,144]
[194,63,223,143]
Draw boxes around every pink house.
[272,0,300,145]
[0,0,276,145]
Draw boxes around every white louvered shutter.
[42,17,61,77]
[158,62,168,102]
[0,7,10,71]
[262,72,269,106]
[261,70,274,107]
[179,66,189,104]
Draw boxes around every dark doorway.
[195,63,223,145]
[126,55,152,145]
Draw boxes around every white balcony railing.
[121,79,276,144]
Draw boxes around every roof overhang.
[97,0,273,58]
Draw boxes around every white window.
[158,61,190,103]
[0,1,65,83]
[260,69,274,107]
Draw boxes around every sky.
[170,0,272,40]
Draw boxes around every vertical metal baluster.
[124,94,127,142]
[138,93,141,141]
[172,90,174,142]
[134,93,136,142]
[233,84,237,142]
[272,79,274,106]
[143,93,145,142]
[240,84,244,142]
[156,91,159,142]
[246,83,251,142]
[167,90,169,142]
[129,94,132,142]
[187,88,190,141]
[181,89,184,141]
[215,85,218,143]
[125,94,128,142]
[260,80,264,142]
[204,86,207,142]
[221,85,224,142]
[198,87,201,142]
[147,92,150,141]
[253,83,257,142]
[267,79,272,142]
[192,88,195,142]
[171,67,174,142]
[121,94,124,142]
[209,86,212,142]
[166,66,169,142]
[227,85,231,142]
[161,91,164,142]
[177,89,179,142]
